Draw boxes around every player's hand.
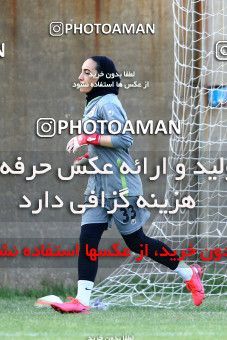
[66,135,87,153]
[66,134,101,153]
[73,152,89,165]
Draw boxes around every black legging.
[78,223,179,282]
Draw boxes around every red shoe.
[185,264,205,306]
[51,296,90,314]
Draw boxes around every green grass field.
[0,295,226,340]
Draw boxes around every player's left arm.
[67,103,133,153]
[99,102,133,149]
[98,133,133,149]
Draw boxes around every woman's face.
[78,58,99,93]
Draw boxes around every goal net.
[91,0,227,308]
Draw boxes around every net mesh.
[91,0,227,308]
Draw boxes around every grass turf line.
[0,297,226,340]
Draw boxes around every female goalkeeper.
[51,56,205,314]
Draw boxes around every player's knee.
[79,227,95,245]
[126,242,141,254]
[79,223,107,245]
[121,228,145,253]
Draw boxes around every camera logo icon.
[49,22,64,36]
[215,41,227,61]
[36,118,56,138]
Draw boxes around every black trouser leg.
[78,223,108,281]
[121,227,179,270]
